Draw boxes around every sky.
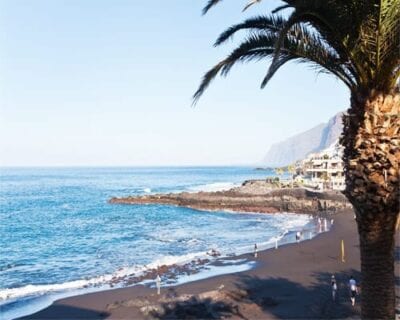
[0,0,349,166]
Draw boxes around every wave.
[1,259,257,320]
[172,261,256,286]
[224,213,313,255]
[0,213,315,315]
[0,263,26,272]
[0,276,109,302]
[273,213,313,231]
[187,182,238,193]
[145,235,203,246]
[0,250,209,303]
[0,237,262,303]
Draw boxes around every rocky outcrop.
[106,287,250,319]
[109,181,350,214]
[262,112,344,166]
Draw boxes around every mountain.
[262,112,344,166]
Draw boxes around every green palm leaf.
[202,0,224,15]
[194,20,360,103]
[214,15,285,46]
[198,0,400,98]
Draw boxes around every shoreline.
[20,209,368,319]
[7,211,318,320]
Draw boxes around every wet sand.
[21,209,378,319]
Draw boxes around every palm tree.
[274,167,284,187]
[194,1,399,318]
[287,164,296,188]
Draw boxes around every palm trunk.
[341,91,399,319]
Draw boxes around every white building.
[302,141,345,191]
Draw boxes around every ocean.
[0,167,315,319]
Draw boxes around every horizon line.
[0,164,268,169]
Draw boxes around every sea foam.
[0,250,208,302]
[0,167,311,320]
[188,182,238,193]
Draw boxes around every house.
[302,141,345,191]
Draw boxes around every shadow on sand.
[151,269,362,319]
[19,305,109,320]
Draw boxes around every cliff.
[262,112,344,166]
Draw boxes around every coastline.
[21,209,368,319]
[109,183,352,215]
[8,210,316,320]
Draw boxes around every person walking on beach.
[331,275,337,301]
[156,274,161,295]
[254,243,258,258]
[296,231,301,243]
[349,276,358,306]
[318,217,322,233]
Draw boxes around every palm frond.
[272,4,292,14]
[368,0,400,87]
[267,10,304,79]
[260,54,295,87]
[194,24,358,104]
[193,33,278,104]
[197,0,400,103]
[202,0,224,15]
[219,33,276,76]
[214,15,285,46]
[286,0,400,91]
[242,0,263,12]
[263,24,356,89]
[193,61,226,104]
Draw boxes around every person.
[254,243,258,258]
[331,275,337,301]
[296,231,301,243]
[156,274,161,295]
[349,276,358,306]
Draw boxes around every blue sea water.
[0,167,313,319]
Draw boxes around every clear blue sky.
[0,0,349,166]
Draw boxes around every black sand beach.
[22,209,391,320]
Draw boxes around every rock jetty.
[109,180,351,214]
